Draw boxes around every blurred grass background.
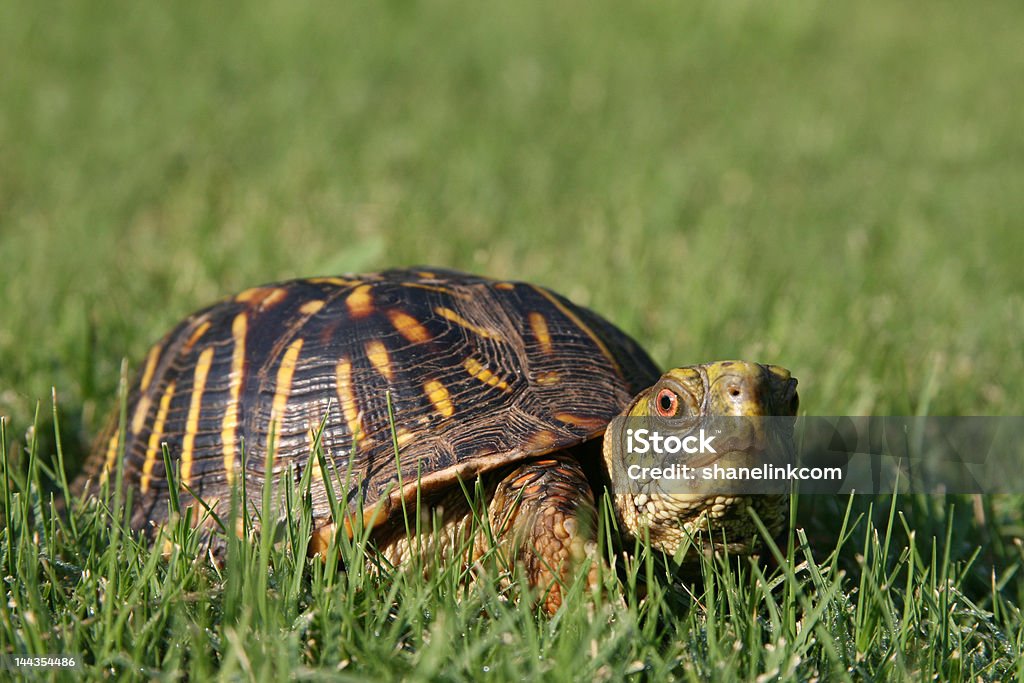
[2,0,1021,436]
[2,0,1023,678]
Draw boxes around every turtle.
[77,268,798,612]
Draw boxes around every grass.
[1,0,1023,679]
[4,407,1023,681]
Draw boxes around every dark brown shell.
[81,268,660,534]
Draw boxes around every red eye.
[655,388,679,417]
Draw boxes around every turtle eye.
[655,388,679,417]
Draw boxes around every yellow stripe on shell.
[129,343,164,436]
[183,320,211,352]
[235,286,289,309]
[335,357,365,442]
[130,395,154,435]
[435,306,503,340]
[365,340,394,381]
[345,284,374,318]
[180,346,215,487]
[299,299,325,315]
[139,344,161,392]
[395,427,415,448]
[271,338,304,438]
[424,379,454,418]
[308,277,362,287]
[388,310,432,343]
[141,380,177,494]
[99,432,119,485]
[235,287,260,303]
[528,312,553,354]
[462,357,510,391]
[220,313,247,485]
[400,282,457,296]
[534,371,561,385]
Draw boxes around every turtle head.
[603,361,798,557]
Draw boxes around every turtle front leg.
[488,453,602,614]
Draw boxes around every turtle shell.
[83,268,660,536]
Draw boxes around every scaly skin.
[487,454,601,614]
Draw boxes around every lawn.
[1,0,1023,680]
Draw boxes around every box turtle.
[78,268,798,612]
